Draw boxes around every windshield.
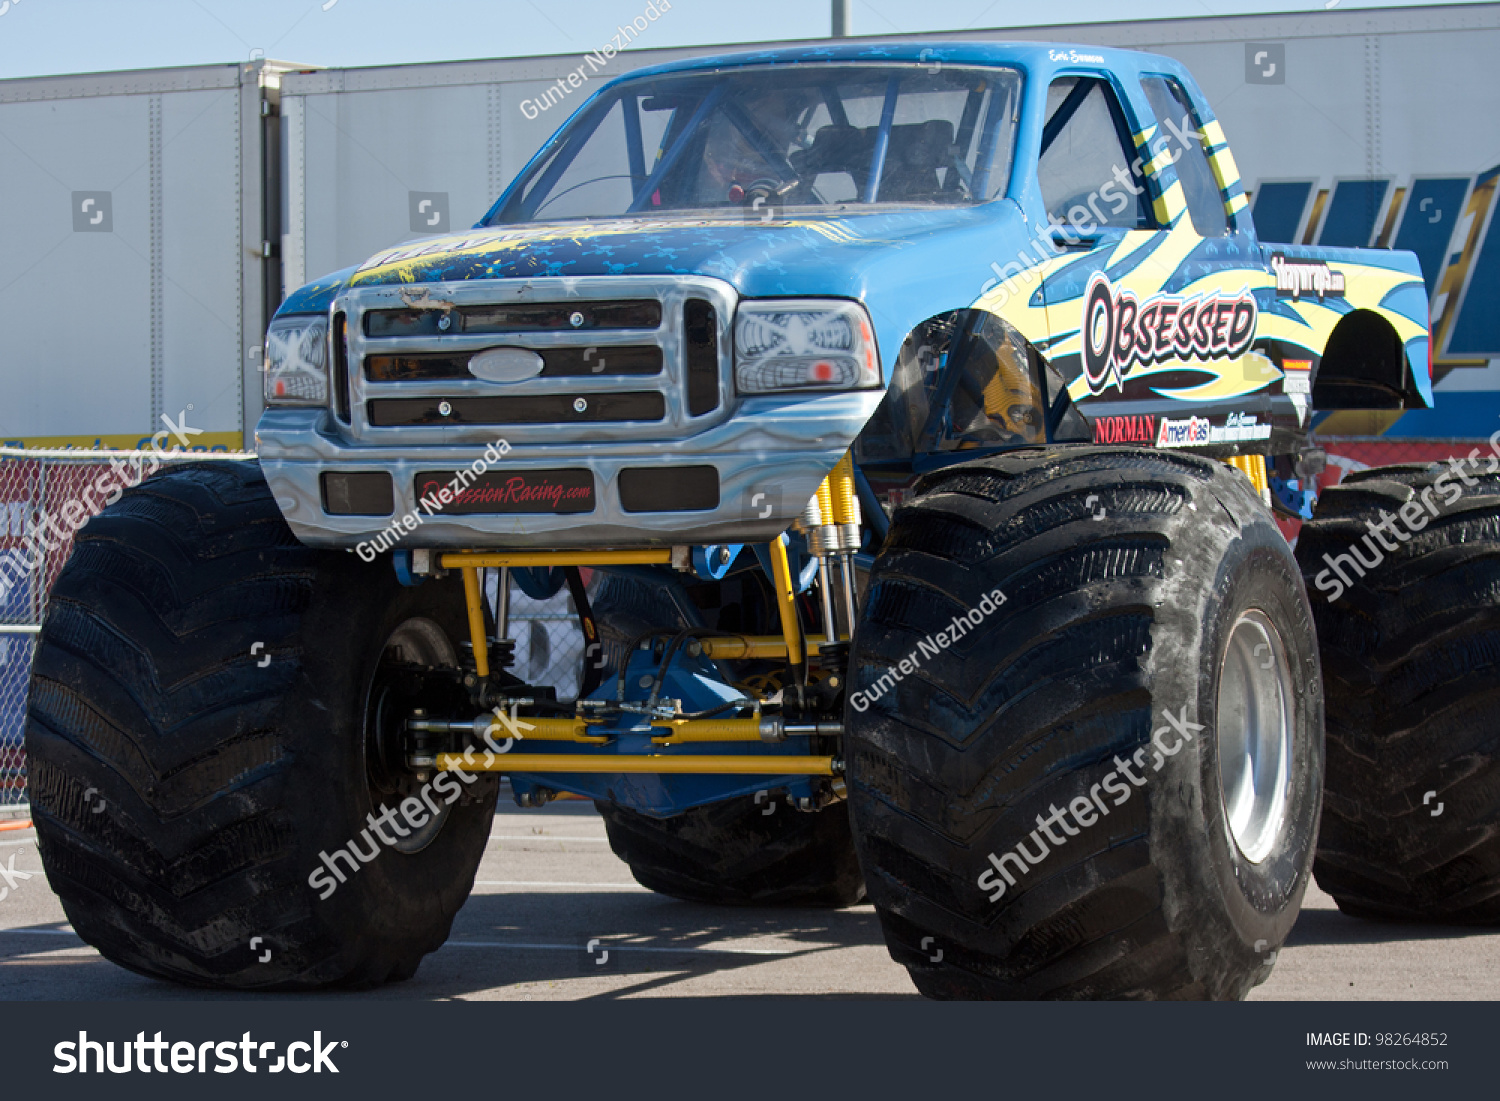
[489,64,1023,224]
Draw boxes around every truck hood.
[341,207,1004,296]
[279,203,1034,381]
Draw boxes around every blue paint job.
[280,264,360,316]
[274,40,1427,412]
[392,549,420,587]
[1406,337,1434,406]
[345,203,1037,388]
[1258,291,1315,329]
[1270,475,1316,520]
[1380,282,1430,329]
[692,544,745,581]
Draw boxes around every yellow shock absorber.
[827,451,862,636]
[815,475,835,530]
[459,566,490,679]
[828,452,860,530]
[799,475,840,643]
[1224,454,1270,500]
[767,536,805,671]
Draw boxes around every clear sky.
[0,0,1490,80]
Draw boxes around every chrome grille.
[335,276,737,447]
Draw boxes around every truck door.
[1038,74,1275,447]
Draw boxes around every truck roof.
[614,40,1188,85]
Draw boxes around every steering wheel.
[730,177,796,212]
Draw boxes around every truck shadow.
[426,888,907,1000]
[0,891,907,1001]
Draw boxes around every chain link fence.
[484,569,586,700]
[1315,437,1498,479]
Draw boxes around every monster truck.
[28,41,1463,998]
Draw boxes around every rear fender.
[1313,307,1428,410]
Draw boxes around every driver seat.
[792,120,956,203]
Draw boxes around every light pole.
[832,0,850,37]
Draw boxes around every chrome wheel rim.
[1216,610,1293,864]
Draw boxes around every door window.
[1140,76,1229,236]
[1037,77,1152,232]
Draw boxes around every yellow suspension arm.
[441,550,673,569]
[436,752,837,776]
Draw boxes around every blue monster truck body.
[256,40,1431,816]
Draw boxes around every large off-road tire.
[24,461,499,989]
[1296,460,1500,923]
[590,569,866,908]
[846,445,1323,999]
[599,796,866,907]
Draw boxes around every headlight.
[734,300,880,394]
[263,315,329,405]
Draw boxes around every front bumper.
[256,392,882,549]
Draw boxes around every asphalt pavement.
[1,801,1496,1001]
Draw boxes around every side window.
[1037,76,1151,231]
[1140,76,1229,237]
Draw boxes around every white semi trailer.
[1,4,1496,448]
[0,61,298,450]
